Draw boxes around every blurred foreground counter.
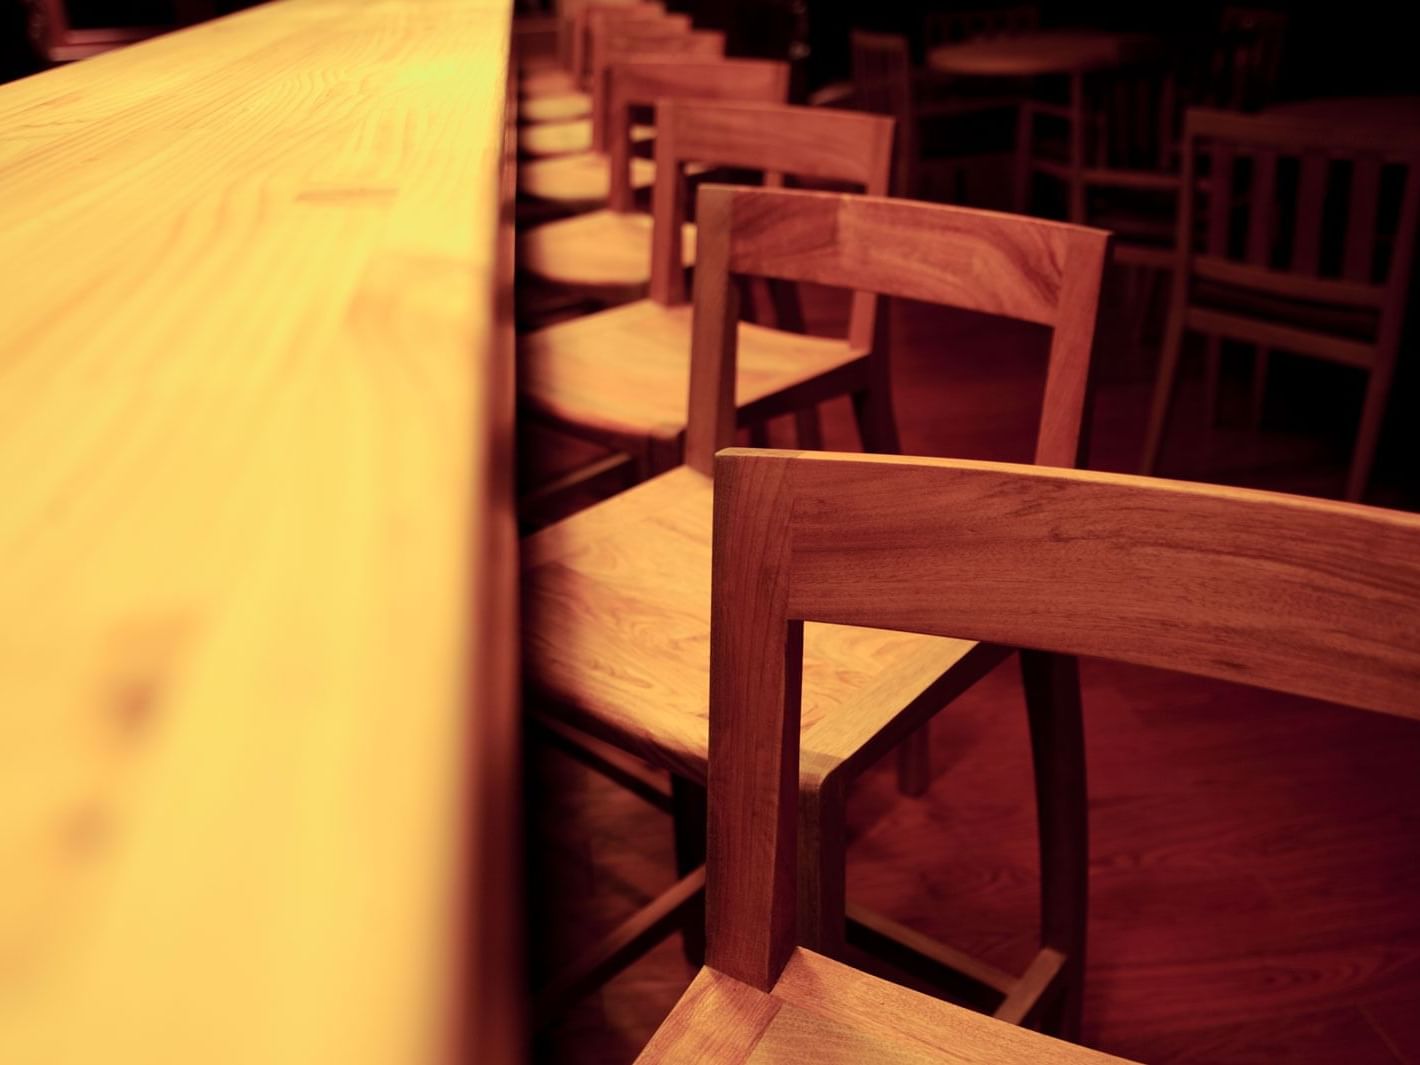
[0,1,521,1063]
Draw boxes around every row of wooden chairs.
[511,9,1420,1061]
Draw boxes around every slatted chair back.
[684,185,1110,477]
[707,448,1420,990]
[590,27,726,151]
[604,60,791,213]
[1206,6,1289,111]
[1158,107,1420,499]
[848,31,916,195]
[924,4,1040,48]
[648,99,895,340]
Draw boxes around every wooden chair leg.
[1249,346,1270,430]
[1020,649,1088,1042]
[793,405,823,450]
[896,729,931,797]
[797,771,847,958]
[1140,303,1187,475]
[1346,361,1393,503]
[670,776,707,966]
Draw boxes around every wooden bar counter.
[0,2,521,1063]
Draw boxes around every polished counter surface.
[0,1,519,1062]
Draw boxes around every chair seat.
[522,467,986,782]
[636,949,1129,1063]
[520,119,655,159]
[519,300,868,440]
[518,211,695,291]
[520,76,585,108]
[519,152,656,207]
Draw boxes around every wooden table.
[0,2,521,1064]
[928,30,1158,215]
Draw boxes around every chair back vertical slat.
[1343,155,1383,281]
[1291,151,1329,275]
[1244,148,1277,265]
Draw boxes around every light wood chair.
[1141,108,1420,502]
[523,185,1110,1032]
[521,5,690,125]
[519,98,893,513]
[655,446,1420,1063]
[848,30,1020,204]
[519,26,723,160]
[518,60,789,297]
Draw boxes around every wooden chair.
[23,0,213,62]
[520,2,678,121]
[519,98,893,513]
[654,445,1420,1063]
[519,26,723,160]
[522,185,1110,1032]
[518,60,789,296]
[849,30,1018,203]
[1141,108,1420,502]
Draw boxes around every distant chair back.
[684,185,1110,476]
[649,100,895,327]
[26,0,213,62]
[848,32,917,196]
[1143,107,1420,501]
[590,27,726,151]
[707,445,1420,990]
[571,2,677,85]
[1205,7,1289,111]
[924,4,1039,48]
[604,60,791,213]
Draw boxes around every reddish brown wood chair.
[1141,108,1420,502]
[518,60,789,295]
[519,25,722,160]
[523,185,1109,1032]
[519,99,894,513]
[655,446,1420,1062]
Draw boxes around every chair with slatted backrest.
[849,30,1019,203]
[1141,108,1420,502]
[652,445,1420,1063]
[522,185,1109,1035]
[519,60,789,297]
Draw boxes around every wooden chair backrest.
[570,2,674,84]
[1206,6,1288,110]
[685,185,1110,476]
[649,100,895,316]
[1174,108,1420,367]
[924,3,1040,48]
[707,449,1420,990]
[604,60,791,212]
[1082,63,1179,174]
[590,27,725,151]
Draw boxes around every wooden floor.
[522,276,1420,1063]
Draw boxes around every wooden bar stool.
[518,60,788,298]
[523,185,1110,1032]
[651,444,1420,1062]
[520,99,893,513]
[1140,108,1420,502]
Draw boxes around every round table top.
[927,30,1156,78]
[1266,96,1420,137]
